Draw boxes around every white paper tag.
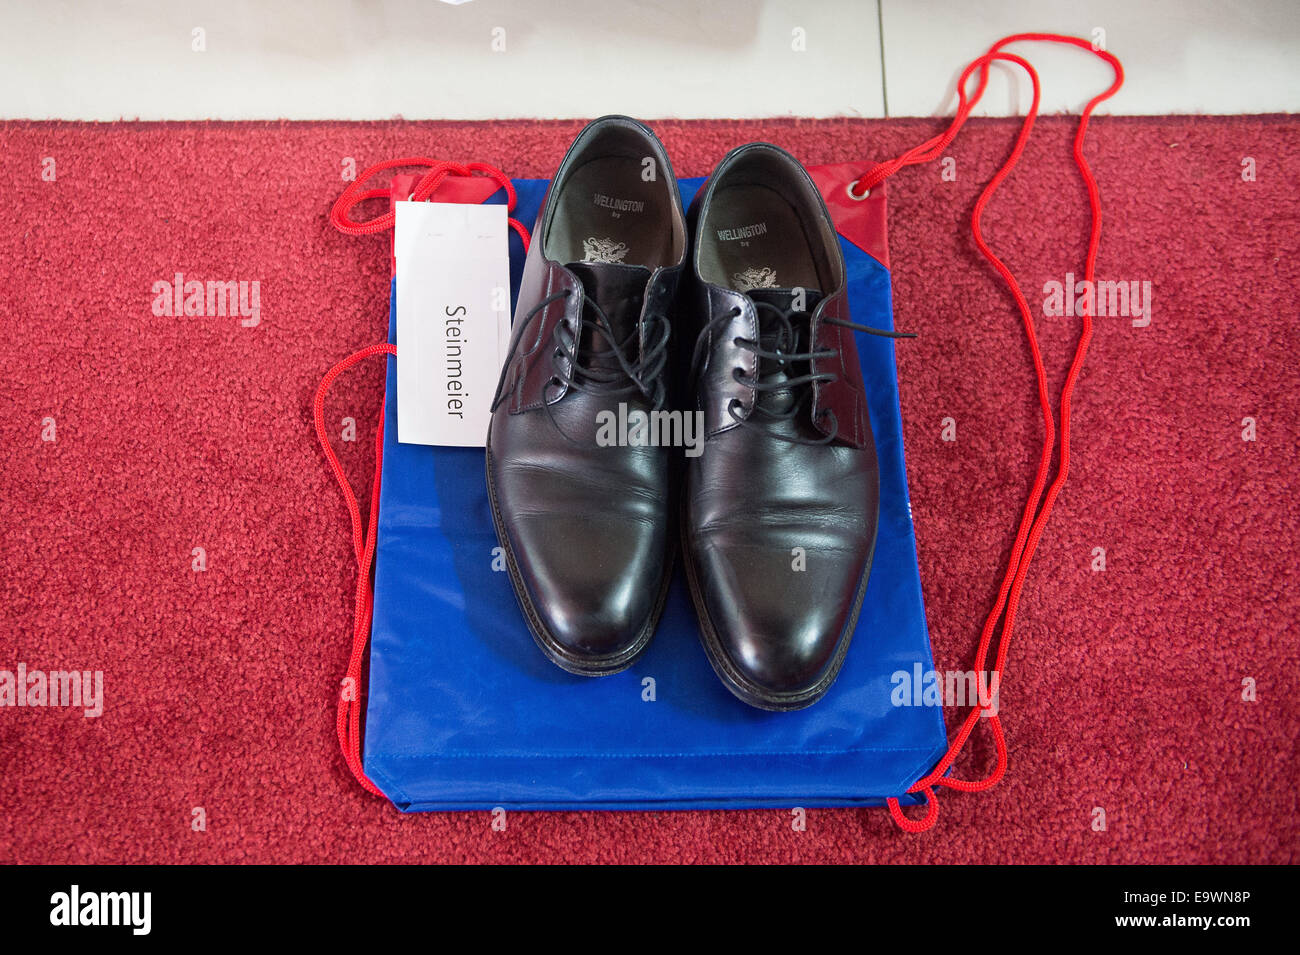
[394,201,511,446]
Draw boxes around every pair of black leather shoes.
[487,116,894,710]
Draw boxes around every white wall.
[881,0,1300,117]
[1,0,1296,120]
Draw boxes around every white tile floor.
[1,0,1297,120]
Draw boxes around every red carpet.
[1,117,1296,864]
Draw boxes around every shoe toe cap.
[532,557,656,659]
[692,535,869,705]
[509,513,667,666]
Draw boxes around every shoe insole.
[698,183,821,293]
[547,157,675,269]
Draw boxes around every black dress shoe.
[487,116,686,675]
[681,143,908,710]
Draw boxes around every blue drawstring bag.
[328,162,947,811]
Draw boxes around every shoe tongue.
[744,286,823,315]
[567,261,651,355]
[738,287,824,417]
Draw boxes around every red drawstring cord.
[881,34,1124,832]
[313,343,396,797]
[330,156,531,248]
[319,158,529,797]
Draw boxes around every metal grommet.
[846,179,871,201]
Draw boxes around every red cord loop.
[320,153,528,798]
[887,787,940,833]
[330,156,531,248]
[868,34,1123,832]
[313,342,397,797]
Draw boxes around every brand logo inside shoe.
[582,236,630,264]
[732,267,778,291]
[716,222,768,241]
[592,193,645,214]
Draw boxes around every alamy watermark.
[1043,271,1152,327]
[50,885,150,935]
[0,663,103,717]
[151,272,260,326]
[595,403,705,458]
[890,664,999,715]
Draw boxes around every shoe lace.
[491,288,671,432]
[690,298,916,446]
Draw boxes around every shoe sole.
[485,437,672,677]
[680,494,879,711]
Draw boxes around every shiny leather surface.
[488,116,684,672]
[498,244,583,414]
[682,144,879,708]
[488,348,670,660]
[810,288,870,448]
